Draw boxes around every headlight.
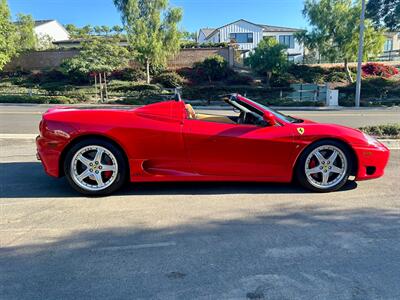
[363,133,381,147]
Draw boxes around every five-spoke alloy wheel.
[64,138,127,195]
[296,140,352,192]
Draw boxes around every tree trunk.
[344,58,354,83]
[146,59,150,84]
[104,72,108,101]
[99,72,103,102]
[266,71,272,87]
[94,73,98,100]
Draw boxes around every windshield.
[239,96,302,123]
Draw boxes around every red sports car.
[36,94,390,195]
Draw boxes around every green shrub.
[64,69,89,84]
[149,64,166,76]
[287,65,326,83]
[176,67,203,85]
[111,67,146,82]
[182,85,292,103]
[244,37,288,86]
[0,95,75,104]
[338,77,400,101]
[9,76,26,86]
[3,68,88,87]
[180,41,229,48]
[325,71,348,83]
[64,89,92,101]
[263,98,325,107]
[270,73,297,87]
[116,89,165,105]
[128,83,161,92]
[59,62,90,84]
[359,124,400,138]
[0,80,44,94]
[152,72,184,88]
[225,73,253,85]
[48,96,75,104]
[108,82,161,93]
[39,82,75,95]
[45,69,69,81]
[193,55,231,82]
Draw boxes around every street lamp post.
[355,0,366,108]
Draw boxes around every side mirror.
[263,111,276,126]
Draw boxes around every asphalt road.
[0,104,399,134]
[1,136,399,299]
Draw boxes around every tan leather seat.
[196,113,236,124]
[185,104,196,119]
[185,104,235,124]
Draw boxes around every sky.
[8,0,308,33]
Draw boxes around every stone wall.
[4,47,235,72]
[168,47,234,69]
[3,49,80,72]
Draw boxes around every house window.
[279,35,295,49]
[384,39,393,52]
[229,33,253,43]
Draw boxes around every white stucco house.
[33,20,70,43]
[382,32,400,60]
[198,19,304,62]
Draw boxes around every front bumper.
[353,143,390,181]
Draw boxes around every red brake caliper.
[309,159,317,178]
[103,171,113,179]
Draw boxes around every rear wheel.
[296,140,352,192]
[64,138,127,196]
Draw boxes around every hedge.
[0,95,76,104]
[359,124,400,138]
[182,85,293,103]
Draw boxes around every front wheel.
[295,140,353,192]
[64,138,127,196]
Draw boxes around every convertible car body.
[36,94,390,195]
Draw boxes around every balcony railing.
[377,50,400,61]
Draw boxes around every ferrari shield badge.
[297,127,305,135]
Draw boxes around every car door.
[183,118,296,178]
[127,100,193,176]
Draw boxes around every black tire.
[64,138,128,196]
[295,140,353,192]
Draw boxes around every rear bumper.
[36,135,62,177]
[353,144,390,181]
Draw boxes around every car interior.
[185,102,266,126]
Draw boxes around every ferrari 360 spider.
[36,94,390,195]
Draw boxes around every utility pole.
[355,0,366,107]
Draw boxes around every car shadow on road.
[0,162,357,198]
[1,205,399,299]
